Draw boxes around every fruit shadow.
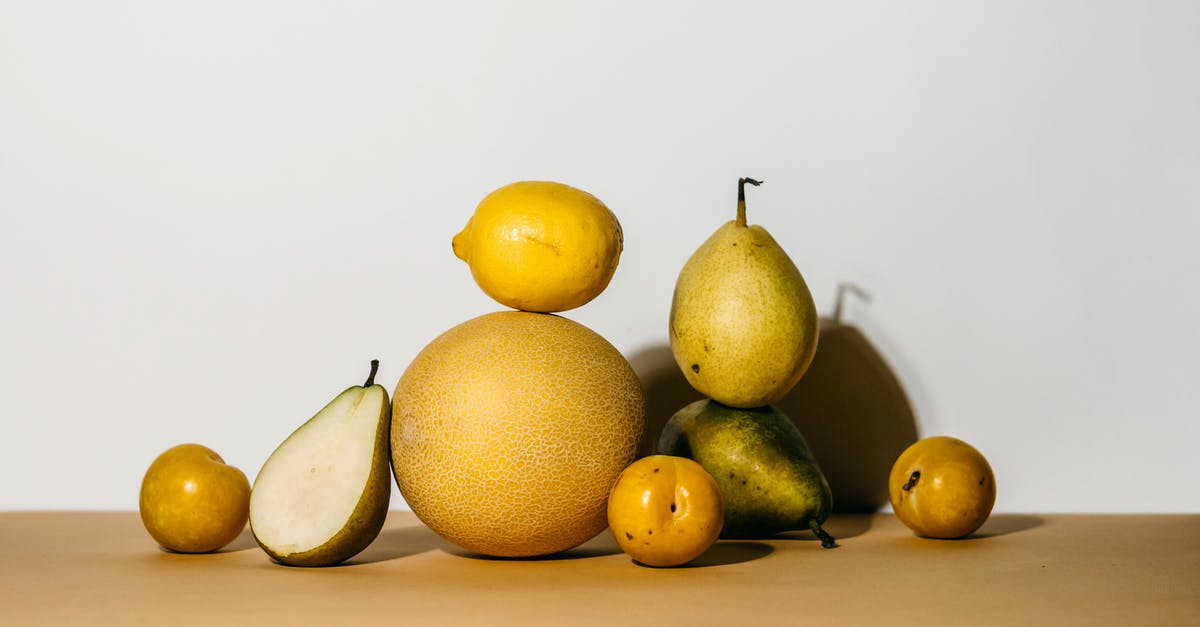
[890,514,1044,544]
[629,306,921,515]
[627,343,705,458]
[694,540,774,566]
[443,530,624,562]
[662,541,773,568]
[778,315,921,514]
[150,527,259,555]
[218,527,259,552]
[967,514,1045,539]
[769,513,874,545]
[339,525,456,565]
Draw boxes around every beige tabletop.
[1,511,1196,625]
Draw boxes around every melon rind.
[391,311,645,557]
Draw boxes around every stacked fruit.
[651,178,837,550]
[390,181,645,558]
[136,176,997,568]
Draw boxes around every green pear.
[249,360,392,566]
[669,178,818,408]
[657,398,836,547]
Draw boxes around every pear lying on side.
[249,360,392,566]
[669,178,819,408]
[657,399,836,547]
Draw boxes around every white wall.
[2,1,1197,513]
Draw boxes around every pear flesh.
[249,362,392,566]
[669,180,818,408]
[657,399,835,546]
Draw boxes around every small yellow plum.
[139,443,250,553]
[607,455,723,566]
[889,436,996,538]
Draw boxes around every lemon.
[452,181,624,313]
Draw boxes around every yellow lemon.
[452,181,624,313]
[139,444,250,553]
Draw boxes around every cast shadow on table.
[153,527,258,555]
[243,525,452,567]
[444,531,773,567]
[340,525,457,565]
[242,525,770,567]
[218,527,259,552]
[630,307,920,515]
[773,513,875,543]
[444,530,623,562]
[365,529,774,566]
[629,541,773,569]
[969,514,1044,539]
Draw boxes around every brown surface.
[2,512,1197,625]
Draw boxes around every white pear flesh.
[250,385,389,563]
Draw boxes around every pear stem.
[809,519,838,548]
[832,282,872,324]
[736,177,763,227]
[364,359,380,387]
[902,470,920,491]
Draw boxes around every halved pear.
[249,360,392,566]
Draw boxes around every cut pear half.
[250,362,392,566]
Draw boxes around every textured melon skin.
[392,311,645,557]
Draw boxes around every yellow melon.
[391,310,645,557]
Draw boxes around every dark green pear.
[657,399,835,547]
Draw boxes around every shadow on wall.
[630,284,920,514]
[628,343,705,459]
[778,298,920,513]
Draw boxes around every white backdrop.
[2,1,1197,512]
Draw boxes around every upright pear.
[249,360,392,566]
[669,178,818,408]
[657,399,835,547]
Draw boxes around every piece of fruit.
[669,177,818,408]
[657,399,836,547]
[392,311,644,557]
[452,180,624,313]
[249,360,392,566]
[139,443,251,553]
[607,455,724,567]
[779,283,919,513]
[889,436,996,538]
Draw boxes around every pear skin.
[657,399,835,546]
[669,178,818,408]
